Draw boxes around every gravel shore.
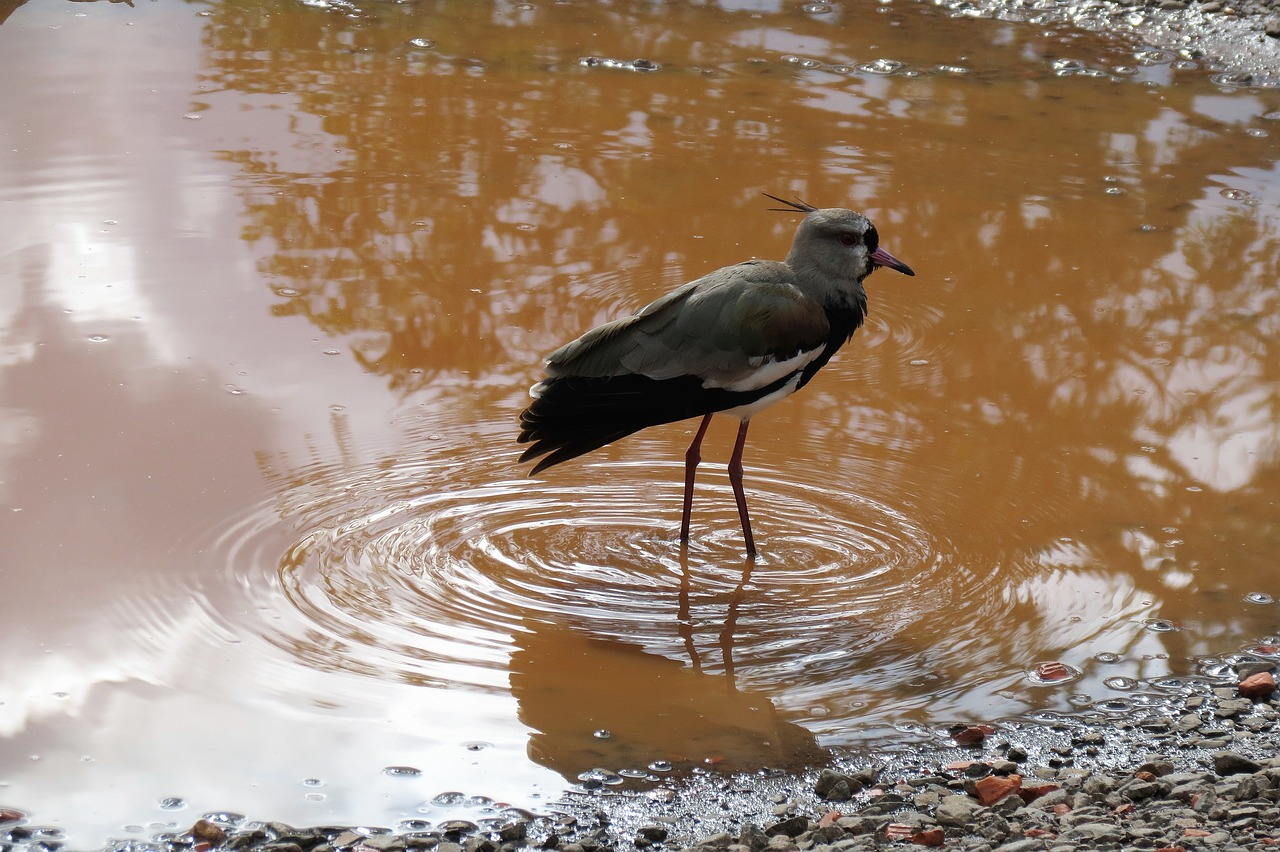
[5,660,1276,852]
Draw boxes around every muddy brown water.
[1,0,1278,844]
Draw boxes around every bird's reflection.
[510,550,825,781]
[676,541,754,682]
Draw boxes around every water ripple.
[197,433,977,718]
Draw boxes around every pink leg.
[681,414,714,541]
[728,419,756,556]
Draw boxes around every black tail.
[518,373,741,475]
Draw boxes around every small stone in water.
[384,766,422,778]
[1033,661,1075,682]
[949,723,995,746]
[190,820,226,844]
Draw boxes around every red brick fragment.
[1239,671,1277,699]
[949,724,995,746]
[975,773,1022,806]
[885,823,914,841]
[912,828,946,847]
[1018,783,1059,804]
[817,811,842,828]
[1034,661,1073,681]
[1183,828,1212,838]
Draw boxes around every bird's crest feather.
[761,192,817,214]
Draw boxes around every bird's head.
[765,193,915,285]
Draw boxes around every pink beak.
[870,246,914,276]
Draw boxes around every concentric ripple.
[196,427,991,727]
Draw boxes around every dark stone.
[815,769,859,802]
[1212,751,1263,776]
[636,827,667,843]
[738,824,768,852]
[764,817,808,838]
[498,823,528,843]
[1136,760,1175,776]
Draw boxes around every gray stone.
[1118,779,1165,800]
[1063,822,1123,842]
[739,824,769,852]
[1236,660,1276,678]
[1177,714,1203,732]
[935,795,981,827]
[364,837,409,852]
[814,770,859,802]
[1215,699,1255,718]
[1213,751,1263,776]
[1135,759,1175,776]
[765,818,807,839]
[1082,774,1117,796]
[993,842,1047,852]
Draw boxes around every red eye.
[838,232,858,247]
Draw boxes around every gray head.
[764,193,915,286]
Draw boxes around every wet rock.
[228,830,271,851]
[1214,697,1255,717]
[261,843,304,852]
[737,824,768,852]
[1136,759,1176,776]
[192,820,228,844]
[636,826,667,843]
[763,817,807,838]
[498,823,528,843]
[814,769,860,802]
[948,724,994,746]
[993,840,1047,852]
[365,838,409,852]
[440,822,480,839]
[1212,751,1263,776]
[935,795,981,826]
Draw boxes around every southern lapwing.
[517,194,915,555]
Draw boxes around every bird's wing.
[544,260,831,388]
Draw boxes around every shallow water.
[1,0,1278,844]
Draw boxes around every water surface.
[1,0,1278,844]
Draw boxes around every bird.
[517,194,915,555]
